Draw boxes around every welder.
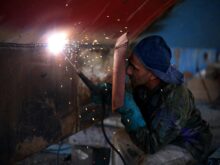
[92,35,212,165]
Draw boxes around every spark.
[47,32,68,55]
[93,40,98,44]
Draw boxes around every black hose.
[76,71,126,164]
[101,95,127,165]
[65,54,126,164]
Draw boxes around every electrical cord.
[65,55,126,164]
[101,95,127,165]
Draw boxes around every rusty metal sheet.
[0,47,112,163]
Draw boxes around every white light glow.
[47,32,68,55]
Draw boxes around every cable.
[101,95,127,165]
[65,54,126,164]
[0,42,46,48]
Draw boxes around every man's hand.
[118,91,146,132]
[91,83,112,105]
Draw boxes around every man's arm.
[117,91,147,132]
[127,85,195,154]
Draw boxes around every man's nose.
[126,66,133,75]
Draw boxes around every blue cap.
[133,35,184,85]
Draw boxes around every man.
[114,35,213,165]
[93,36,212,165]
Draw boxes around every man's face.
[126,54,155,88]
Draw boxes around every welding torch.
[65,55,108,100]
[77,72,103,95]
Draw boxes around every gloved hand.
[91,83,112,105]
[118,91,146,132]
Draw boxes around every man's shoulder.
[163,84,189,98]
[162,83,195,108]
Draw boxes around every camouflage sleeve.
[128,85,194,154]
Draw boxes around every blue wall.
[138,0,220,75]
[141,0,220,49]
[171,48,218,75]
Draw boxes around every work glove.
[91,83,112,105]
[118,91,146,132]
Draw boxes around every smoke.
[78,48,113,82]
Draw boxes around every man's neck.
[145,78,161,91]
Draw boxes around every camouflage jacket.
[129,83,212,161]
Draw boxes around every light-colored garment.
[112,129,196,165]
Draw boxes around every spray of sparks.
[55,15,128,124]
[49,12,130,163]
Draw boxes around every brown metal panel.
[0,47,109,163]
